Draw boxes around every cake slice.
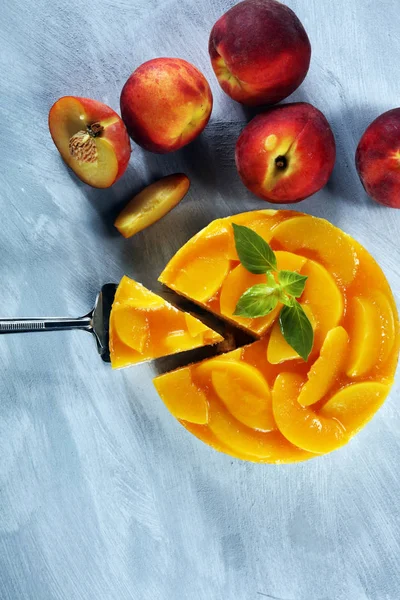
[109,276,223,369]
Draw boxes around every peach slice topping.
[111,307,149,353]
[371,290,396,363]
[346,297,381,377]
[154,369,209,425]
[196,360,275,432]
[184,313,212,338]
[114,276,165,309]
[172,255,231,303]
[270,215,358,285]
[297,326,349,406]
[321,382,391,434]
[207,401,314,463]
[272,373,347,454]
[300,259,344,351]
[267,305,316,364]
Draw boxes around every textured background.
[1,0,400,599]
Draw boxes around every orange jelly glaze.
[155,210,399,463]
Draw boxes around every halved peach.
[271,215,358,284]
[346,297,381,377]
[272,373,347,453]
[300,259,344,350]
[297,326,349,406]
[267,305,316,364]
[49,96,130,188]
[196,360,275,431]
[154,369,209,424]
[321,382,391,434]
[114,174,190,238]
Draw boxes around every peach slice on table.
[114,174,190,238]
[321,382,391,435]
[154,369,209,425]
[196,360,275,431]
[297,326,349,406]
[267,305,316,364]
[346,297,382,378]
[49,96,131,188]
[272,373,347,454]
[219,251,306,332]
[270,215,358,285]
[300,259,344,351]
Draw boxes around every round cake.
[154,210,399,463]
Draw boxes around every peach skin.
[209,0,311,106]
[356,108,400,208]
[120,58,213,153]
[235,102,336,203]
[49,96,131,188]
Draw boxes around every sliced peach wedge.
[272,373,348,454]
[267,305,316,364]
[270,215,358,285]
[195,358,275,431]
[49,96,131,188]
[154,368,209,425]
[115,174,190,238]
[321,382,391,435]
[300,259,344,351]
[109,276,223,369]
[346,297,381,378]
[297,326,349,406]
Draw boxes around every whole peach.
[356,108,400,208]
[120,58,213,153]
[209,0,311,106]
[235,103,336,203]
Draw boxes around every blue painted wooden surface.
[0,1,399,598]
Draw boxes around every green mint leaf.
[277,290,295,307]
[234,284,278,318]
[266,272,277,287]
[278,271,308,298]
[279,300,314,361]
[232,223,277,274]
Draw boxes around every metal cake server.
[0,283,118,362]
[0,284,254,365]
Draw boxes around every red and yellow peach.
[235,102,336,203]
[356,108,400,208]
[120,58,213,153]
[209,0,311,106]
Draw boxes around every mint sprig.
[232,224,314,361]
[232,223,277,273]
